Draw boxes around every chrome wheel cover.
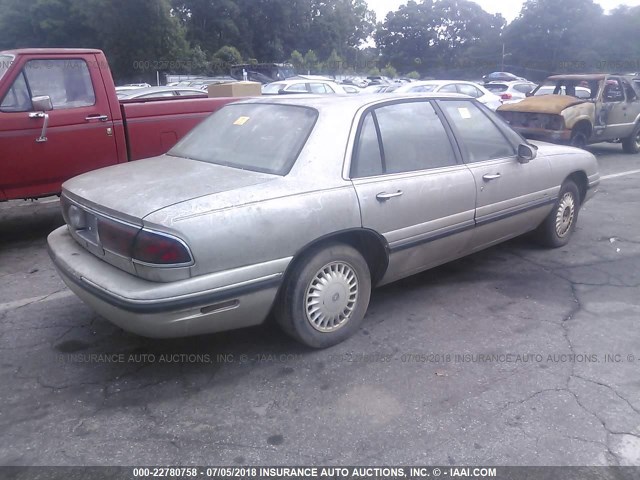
[305,261,358,333]
[555,192,576,238]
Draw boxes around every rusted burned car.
[497,74,640,153]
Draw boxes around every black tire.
[570,129,588,149]
[275,243,371,348]
[622,123,640,154]
[536,181,581,248]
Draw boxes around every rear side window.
[351,101,457,178]
[438,100,516,163]
[514,83,534,94]
[169,104,318,175]
[457,84,481,98]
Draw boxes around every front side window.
[310,83,329,94]
[169,104,318,175]
[0,54,13,81]
[351,101,457,178]
[23,59,96,109]
[287,83,308,93]
[0,71,31,112]
[603,79,624,102]
[438,100,516,163]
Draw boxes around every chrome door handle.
[85,114,109,122]
[482,173,501,181]
[376,191,404,201]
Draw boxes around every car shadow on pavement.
[0,201,64,248]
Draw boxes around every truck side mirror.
[32,95,53,112]
[517,143,537,163]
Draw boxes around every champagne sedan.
[48,94,600,348]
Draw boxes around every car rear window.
[168,103,318,175]
[485,84,508,93]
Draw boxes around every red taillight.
[501,93,512,100]
[97,218,139,258]
[132,230,192,265]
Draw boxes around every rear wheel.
[536,181,580,248]
[622,123,640,154]
[275,243,371,348]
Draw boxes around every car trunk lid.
[62,154,277,222]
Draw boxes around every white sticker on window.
[233,116,250,126]
[458,107,471,119]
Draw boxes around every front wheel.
[536,181,581,248]
[570,129,588,149]
[622,123,640,154]
[275,243,371,348]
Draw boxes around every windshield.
[534,80,598,99]
[0,55,14,81]
[168,103,318,175]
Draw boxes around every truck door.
[600,77,635,139]
[0,54,118,200]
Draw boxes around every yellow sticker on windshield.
[458,108,471,119]
[233,116,250,126]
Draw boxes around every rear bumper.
[47,226,286,338]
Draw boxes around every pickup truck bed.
[0,48,237,201]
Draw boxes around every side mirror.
[32,95,53,112]
[517,143,537,163]
[525,91,533,97]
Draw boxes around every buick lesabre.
[48,94,600,348]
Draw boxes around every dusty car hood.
[62,155,276,221]
[498,95,586,114]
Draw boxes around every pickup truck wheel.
[622,123,640,154]
[570,129,588,149]
[275,243,371,349]
[536,181,580,248]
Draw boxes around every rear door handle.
[85,114,109,122]
[482,173,501,181]
[376,191,404,201]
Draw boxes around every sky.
[366,0,640,23]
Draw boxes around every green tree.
[406,70,421,79]
[376,0,504,76]
[325,49,344,75]
[381,63,397,78]
[502,0,604,79]
[289,50,305,73]
[303,49,319,74]
[212,45,242,73]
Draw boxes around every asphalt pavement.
[1,144,639,466]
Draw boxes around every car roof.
[547,74,609,81]
[487,80,535,85]
[232,93,469,113]
[270,79,339,85]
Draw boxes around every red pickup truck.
[0,48,235,201]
